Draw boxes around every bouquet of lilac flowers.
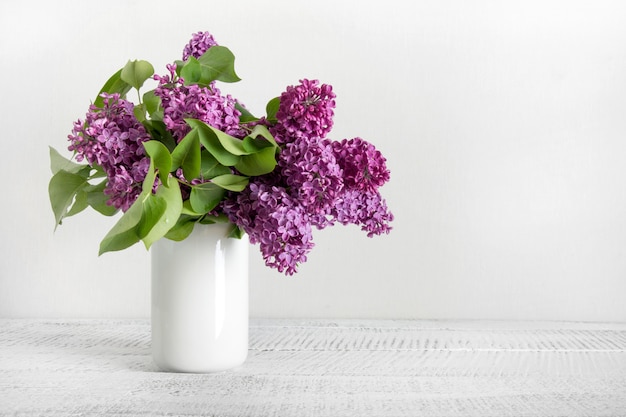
[49,31,393,275]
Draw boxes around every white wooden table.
[1,319,625,416]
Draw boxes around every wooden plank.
[1,319,625,416]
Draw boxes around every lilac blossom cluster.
[224,78,393,275]
[270,79,336,144]
[223,183,314,275]
[154,64,243,142]
[182,31,218,61]
[278,136,344,228]
[68,93,151,211]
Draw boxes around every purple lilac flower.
[331,189,394,237]
[68,93,151,211]
[154,64,244,142]
[331,137,390,192]
[329,137,393,235]
[278,136,343,228]
[223,182,315,275]
[182,31,218,61]
[271,79,336,144]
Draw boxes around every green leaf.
[66,188,89,217]
[143,141,172,186]
[171,130,201,180]
[141,157,158,194]
[142,120,176,152]
[98,197,143,255]
[198,213,230,225]
[180,46,240,86]
[49,147,90,175]
[164,215,196,241]
[143,90,161,117]
[136,195,167,239]
[180,57,203,85]
[200,150,231,179]
[227,224,246,239]
[198,216,218,225]
[133,103,146,122]
[94,69,131,108]
[265,96,280,121]
[242,125,278,153]
[235,102,258,123]
[189,182,225,214]
[235,146,278,176]
[89,166,107,180]
[199,46,241,83]
[174,60,185,76]
[85,180,118,216]
[187,119,247,156]
[250,124,278,146]
[49,170,90,227]
[211,174,249,192]
[142,181,183,249]
[138,178,183,249]
[120,60,155,90]
[187,119,240,166]
[181,199,204,216]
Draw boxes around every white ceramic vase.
[151,223,249,373]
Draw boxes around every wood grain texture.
[1,319,625,416]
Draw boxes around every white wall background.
[1,0,625,321]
